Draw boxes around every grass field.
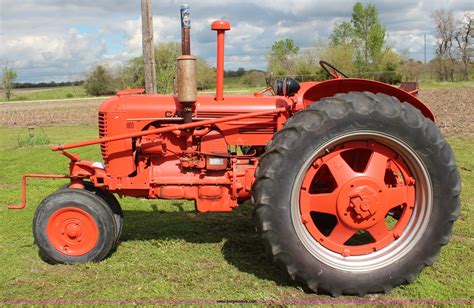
[0,125,472,303]
[1,86,90,102]
[419,80,474,89]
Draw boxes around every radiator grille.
[98,112,108,161]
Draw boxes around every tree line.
[1,2,472,100]
[267,3,473,84]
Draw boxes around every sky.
[0,0,473,83]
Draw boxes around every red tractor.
[13,7,460,296]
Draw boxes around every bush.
[376,71,402,84]
[65,93,73,98]
[17,127,50,147]
[196,58,215,90]
[84,65,117,96]
[240,71,266,87]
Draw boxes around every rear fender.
[296,78,434,121]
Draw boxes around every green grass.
[1,86,91,102]
[419,80,474,89]
[0,125,472,303]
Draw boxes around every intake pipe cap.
[211,20,231,31]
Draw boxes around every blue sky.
[0,0,473,82]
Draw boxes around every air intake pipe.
[211,20,231,101]
[177,4,196,123]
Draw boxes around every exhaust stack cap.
[180,4,191,28]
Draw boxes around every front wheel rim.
[46,207,99,256]
[291,131,432,272]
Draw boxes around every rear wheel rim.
[291,131,432,272]
[46,207,99,256]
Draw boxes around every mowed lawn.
[0,125,472,302]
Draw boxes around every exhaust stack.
[177,4,196,123]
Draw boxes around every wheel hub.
[46,207,99,256]
[64,221,82,239]
[337,178,383,229]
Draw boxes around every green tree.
[155,42,181,93]
[330,21,354,46]
[352,2,386,67]
[84,65,117,96]
[330,2,386,72]
[267,39,300,76]
[196,58,215,90]
[122,42,214,93]
[295,48,320,81]
[377,48,402,84]
[1,66,17,101]
[319,44,356,76]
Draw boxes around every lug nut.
[301,215,310,224]
[342,248,351,257]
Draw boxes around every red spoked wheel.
[291,132,432,272]
[46,207,99,256]
[299,141,415,257]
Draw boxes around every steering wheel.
[319,60,349,79]
[265,76,275,95]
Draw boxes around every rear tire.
[252,91,460,296]
[33,188,117,264]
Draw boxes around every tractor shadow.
[120,201,297,289]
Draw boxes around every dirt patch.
[418,87,474,136]
[0,98,102,127]
[0,88,472,136]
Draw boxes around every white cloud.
[0,0,473,81]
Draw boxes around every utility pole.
[424,33,427,65]
[424,33,427,81]
[141,0,157,94]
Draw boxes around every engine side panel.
[96,94,289,210]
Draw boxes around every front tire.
[60,182,123,247]
[252,92,460,296]
[33,188,117,264]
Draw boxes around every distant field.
[1,79,473,103]
[419,80,474,89]
[0,86,89,102]
[0,82,264,103]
